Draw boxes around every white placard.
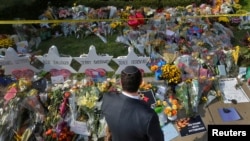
[219,78,250,103]
[51,75,64,84]
[74,45,113,73]
[0,47,39,75]
[70,120,90,136]
[112,47,151,74]
[36,45,77,73]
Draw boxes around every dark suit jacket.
[101,92,164,141]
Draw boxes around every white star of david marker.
[0,47,39,75]
[112,47,151,74]
[36,45,76,73]
[74,45,114,73]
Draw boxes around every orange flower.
[171,109,178,115]
[172,99,178,105]
[150,65,159,72]
[163,98,181,117]
[45,129,53,135]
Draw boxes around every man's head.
[121,66,142,93]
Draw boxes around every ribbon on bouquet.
[12,69,34,80]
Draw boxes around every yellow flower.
[172,104,178,110]
[231,46,240,65]
[218,17,229,23]
[161,64,181,84]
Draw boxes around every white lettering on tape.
[212,129,247,136]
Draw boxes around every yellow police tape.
[0,13,250,24]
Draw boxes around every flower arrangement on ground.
[163,97,181,120]
[161,63,182,85]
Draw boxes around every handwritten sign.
[219,78,250,103]
[112,47,150,74]
[74,45,113,73]
[0,47,39,75]
[35,45,77,73]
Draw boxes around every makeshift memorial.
[0,77,47,141]
[74,45,113,73]
[1,1,250,140]
[74,85,103,140]
[36,45,77,73]
[112,46,151,74]
[0,47,40,75]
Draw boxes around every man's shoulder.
[102,91,121,101]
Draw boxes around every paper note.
[51,75,64,84]
[70,120,90,136]
[218,107,241,122]
[162,123,179,141]
[219,78,250,103]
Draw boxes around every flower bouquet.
[154,100,168,126]
[175,80,194,117]
[163,97,181,121]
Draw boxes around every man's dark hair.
[121,66,142,93]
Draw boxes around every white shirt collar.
[122,91,140,99]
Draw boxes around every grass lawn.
[36,33,128,72]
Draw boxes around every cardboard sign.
[112,47,150,74]
[219,78,250,103]
[176,115,206,137]
[74,45,113,73]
